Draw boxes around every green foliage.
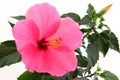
[101,30,120,52]
[8,15,25,28]
[80,15,96,27]
[88,32,109,56]
[80,4,96,27]
[11,15,25,20]
[75,48,88,67]
[87,4,96,18]
[74,78,89,80]
[8,21,14,28]
[18,71,41,80]
[0,3,119,80]
[18,70,78,80]
[93,76,98,80]
[100,70,119,80]
[61,12,81,25]
[18,71,56,80]
[15,3,120,80]
[86,44,99,69]
[0,40,21,67]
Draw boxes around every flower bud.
[102,4,112,13]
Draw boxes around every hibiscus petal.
[21,44,49,73]
[36,46,77,76]
[20,44,77,76]
[20,44,42,72]
[12,19,39,51]
[51,17,83,50]
[26,3,60,38]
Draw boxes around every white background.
[0,0,120,80]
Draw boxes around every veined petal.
[21,44,77,76]
[20,44,42,72]
[51,17,83,50]
[12,19,39,51]
[26,3,60,38]
[36,46,77,76]
[21,44,49,73]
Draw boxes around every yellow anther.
[48,37,62,48]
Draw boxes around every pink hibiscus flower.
[12,3,82,76]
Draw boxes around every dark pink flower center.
[38,39,48,50]
[38,37,62,50]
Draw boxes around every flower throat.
[38,37,62,50]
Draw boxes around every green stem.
[79,72,97,79]
[82,27,95,41]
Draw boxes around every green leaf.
[88,33,98,43]
[98,23,104,29]
[81,28,91,33]
[93,76,98,80]
[100,70,119,80]
[61,13,81,24]
[75,48,88,67]
[73,77,89,80]
[100,17,105,22]
[77,68,84,77]
[8,21,15,28]
[53,71,78,80]
[79,78,89,80]
[87,4,96,18]
[86,44,99,69]
[1,40,16,47]
[80,15,91,25]
[77,54,88,67]
[53,76,67,80]
[0,40,21,68]
[101,30,120,52]
[109,32,120,52]
[88,21,96,27]
[18,71,41,80]
[97,11,105,18]
[41,75,54,80]
[88,33,109,56]
[97,34,109,56]
[80,15,96,27]
[11,15,25,20]
[71,69,78,79]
